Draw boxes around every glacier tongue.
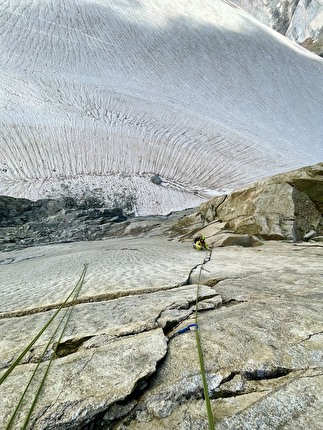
[0,0,322,215]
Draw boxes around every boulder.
[217,182,321,241]
[151,174,163,185]
[303,229,317,241]
[263,162,323,214]
[312,236,323,242]
[208,232,262,248]
[198,163,323,242]
[192,221,262,248]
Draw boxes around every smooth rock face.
[114,241,323,430]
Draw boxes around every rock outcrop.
[232,0,323,56]
[0,195,128,251]
[266,161,323,213]
[1,162,322,252]
[0,195,198,252]
[198,162,323,242]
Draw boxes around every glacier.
[0,0,322,215]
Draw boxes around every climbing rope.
[0,264,88,386]
[173,251,215,429]
[3,264,88,430]
[194,252,215,430]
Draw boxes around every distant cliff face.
[232,0,323,57]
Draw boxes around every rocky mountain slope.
[1,0,323,215]
[1,163,322,429]
[1,162,322,252]
[231,0,323,56]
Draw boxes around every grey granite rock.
[1,238,322,429]
[1,164,323,429]
[231,0,323,56]
[195,162,323,242]
[115,242,323,429]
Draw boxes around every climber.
[193,235,209,250]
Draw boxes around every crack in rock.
[219,298,248,308]
[9,329,169,430]
[299,330,323,343]
[74,339,169,430]
[129,373,222,421]
[185,250,212,285]
[119,365,316,426]
[0,285,221,373]
[297,368,323,379]
[202,277,228,287]
[0,283,194,320]
[0,250,220,322]
[242,366,293,381]
[55,335,94,358]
